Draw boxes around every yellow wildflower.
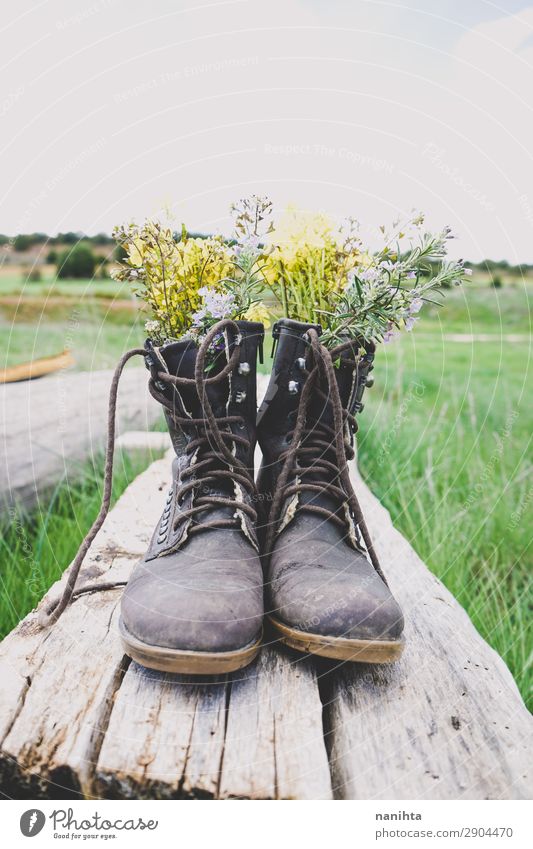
[242,302,271,328]
[267,205,335,256]
[127,238,146,267]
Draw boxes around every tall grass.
[0,449,163,638]
[357,336,532,708]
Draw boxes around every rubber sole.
[119,618,262,674]
[269,616,404,663]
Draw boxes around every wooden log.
[0,367,162,511]
[0,448,331,800]
[0,455,172,798]
[324,470,532,800]
[0,349,74,384]
[115,431,170,452]
[0,409,530,798]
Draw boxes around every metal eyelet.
[157,535,167,545]
[235,390,247,403]
[288,380,299,395]
[238,361,251,375]
[296,357,306,370]
[364,377,374,387]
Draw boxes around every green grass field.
[1,274,531,707]
[358,334,531,705]
[357,284,532,706]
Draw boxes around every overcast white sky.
[1,0,533,261]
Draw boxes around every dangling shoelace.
[265,327,387,585]
[39,319,256,627]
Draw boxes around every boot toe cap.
[268,557,404,642]
[121,549,263,654]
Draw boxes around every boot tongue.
[307,347,356,427]
[308,337,374,425]
[158,337,230,419]
[300,343,362,514]
[151,337,232,512]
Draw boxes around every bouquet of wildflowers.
[112,198,272,346]
[262,208,470,346]
[112,196,470,349]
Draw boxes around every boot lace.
[39,319,256,626]
[265,328,387,584]
[148,320,257,535]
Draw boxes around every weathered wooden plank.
[95,665,229,799]
[0,454,173,798]
[218,646,332,800]
[95,644,331,800]
[325,465,533,800]
[115,431,170,452]
[0,366,161,511]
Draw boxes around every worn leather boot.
[257,318,404,663]
[119,319,265,674]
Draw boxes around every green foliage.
[56,231,83,245]
[25,267,42,282]
[13,234,33,251]
[92,232,114,245]
[113,241,128,263]
[491,274,503,289]
[358,331,532,709]
[96,261,109,279]
[57,243,96,279]
[46,249,58,264]
[13,233,48,250]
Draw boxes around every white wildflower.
[359,267,380,283]
[193,287,236,324]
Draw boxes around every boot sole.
[119,618,262,674]
[269,616,404,663]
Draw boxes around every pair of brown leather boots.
[118,317,404,674]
